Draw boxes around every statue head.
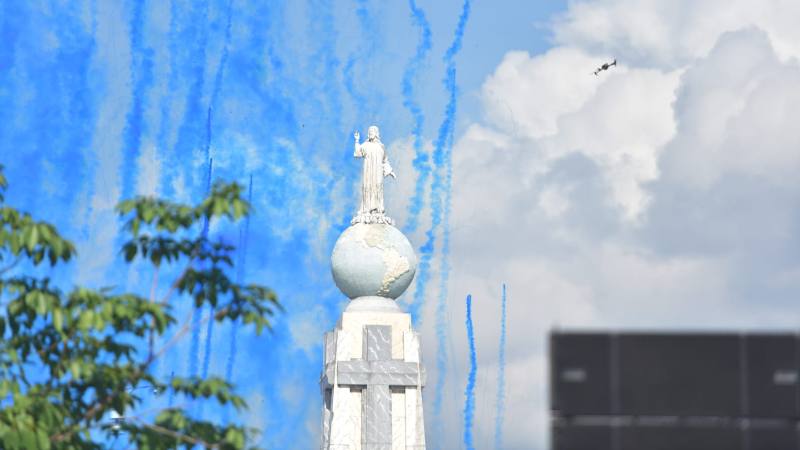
[367,125,380,142]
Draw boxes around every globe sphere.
[331,223,417,300]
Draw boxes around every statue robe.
[355,140,391,215]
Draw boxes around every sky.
[2,0,800,448]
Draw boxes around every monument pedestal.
[321,297,426,449]
[322,125,425,449]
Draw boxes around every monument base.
[320,297,426,449]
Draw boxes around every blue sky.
[3,0,800,448]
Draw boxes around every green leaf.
[141,204,155,222]
[224,428,246,448]
[69,360,81,379]
[8,347,19,362]
[25,224,39,250]
[93,312,105,331]
[78,310,95,331]
[32,250,44,265]
[123,242,137,262]
[35,291,47,315]
[52,309,63,332]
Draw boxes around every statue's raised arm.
[354,131,363,157]
[352,125,394,225]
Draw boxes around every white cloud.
[552,0,800,67]
[660,28,800,189]
[538,185,570,218]
[464,52,682,222]
[541,67,681,220]
[482,48,604,140]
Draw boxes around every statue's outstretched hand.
[354,131,360,142]
[389,172,397,179]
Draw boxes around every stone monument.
[320,126,426,449]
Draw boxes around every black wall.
[551,332,800,418]
[617,334,741,416]
[553,422,798,450]
[550,333,612,415]
[551,332,800,450]
[746,335,799,418]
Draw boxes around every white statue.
[353,125,396,225]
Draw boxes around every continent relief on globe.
[331,223,418,300]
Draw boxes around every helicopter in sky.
[593,58,617,76]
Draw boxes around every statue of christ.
[353,125,396,225]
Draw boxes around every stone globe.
[331,223,417,300]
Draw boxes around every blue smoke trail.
[342,0,369,161]
[343,0,381,123]
[343,0,369,115]
[401,0,432,238]
[411,0,471,323]
[424,0,472,427]
[494,283,507,449]
[463,294,477,450]
[200,296,215,377]
[163,0,181,410]
[341,0,373,214]
[189,158,213,380]
[204,0,234,163]
[156,0,181,201]
[223,174,252,423]
[305,0,344,230]
[1,2,96,246]
[166,0,208,392]
[343,56,366,116]
[149,0,173,386]
[121,0,155,201]
[200,0,235,387]
[171,0,208,191]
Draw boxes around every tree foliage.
[0,165,278,449]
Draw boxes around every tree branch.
[148,267,159,360]
[0,255,21,275]
[130,416,220,449]
[49,303,233,444]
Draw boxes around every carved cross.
[322,325,425,447]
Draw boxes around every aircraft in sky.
[593,59,617,76]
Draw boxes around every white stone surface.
[321,308,427,449]
[341,309,410,360]
[392,390,406,449]
[402,332,424,449]
[345,296,404,314]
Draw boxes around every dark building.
[550,331,800,450]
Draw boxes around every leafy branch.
[0,165,276,450]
